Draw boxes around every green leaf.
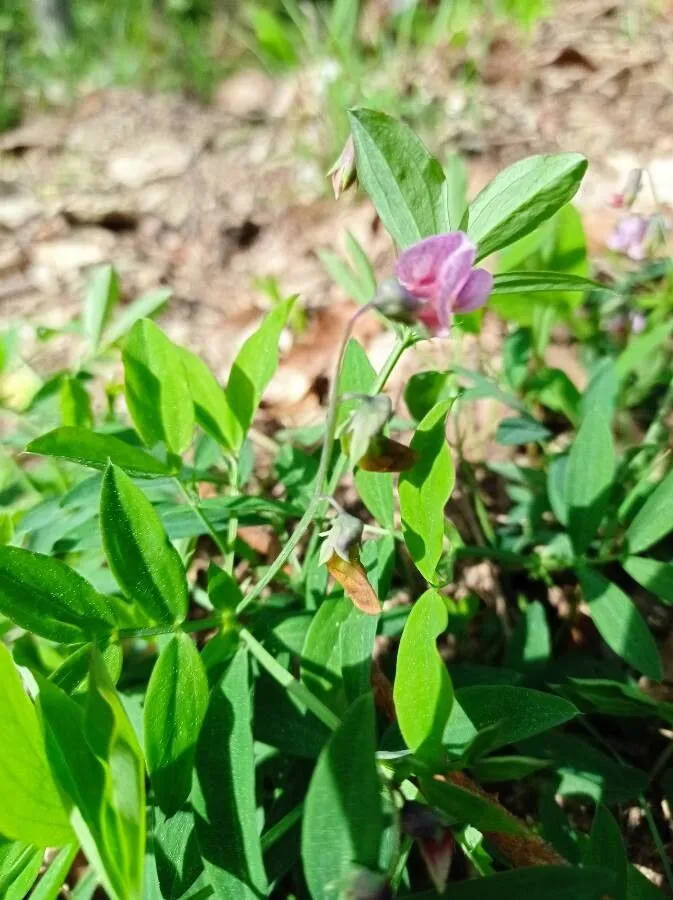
[491,271,602,294]
[0,644,71,847]
[399,400,454,581]
[616,321,673,381]
[180,347,234,451]
[144,634,209,816]
[471,755,551,782]
[151,807,206,900]
[83,265,120,352]
[101,463,188,624]
[193,649,268,899]
[467,153,587,260]
[60,377,93,429]
[584,805,627,900]
[565,410,615,554]
[420,777,522,834]
[496,416,551,446]
[123,319,194,454]
[348,108,450,249]
[301,595,351,715]
[404,370,457,422]
[102,288,171,349]
[626,468,673,554]
[627,864,667,900]
[0,844,42,899]
[578,567,663,681]
[208,562,243,611]
[445,152,468,230]
[444,686,577,754]
[319,249,372,305]
[355,468,394,530]
[505,600,551,671]
[547,454,569,526]
[26,427,176,477]
[301,693,383,900]
[222,296,295,451]
[394,589,453,761]
[253,669,330,759]
[39,657,145,900]
[410,865,614,899]
[0,546,116,643]
[623,556,673,604]
[339,604,380,704]
[30,844,79,900]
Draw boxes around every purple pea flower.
[394,232,493,335]
[607,215,650,261]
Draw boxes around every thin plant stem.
[240,627,340,731]
[117,614,223,641]
[236,308,411,615]
[172,477,228,557]
[639,794,673,894]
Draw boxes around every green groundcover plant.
[1,109,672,899]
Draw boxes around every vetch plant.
[1,108,672,899]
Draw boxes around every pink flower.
[607,215,650,261]
[394,232,493,335]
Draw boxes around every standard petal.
[396,233,466,297]
[453,267,493,313]
[436,235,477,325]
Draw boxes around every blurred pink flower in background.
[394,232,492,335]
[607,215,650,261]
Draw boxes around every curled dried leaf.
[327,547,381,616]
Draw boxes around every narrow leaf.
[421,777,522,834]
[222,296,295,451]
[584,805,627,900]
[83,265,120,352]
[491,271,602,294]
[626,468,673,554]
[565,410,615,554]
[0,644,71,847]
[102,288,171,349]
[399,399,454,581]
[579,567,663,681]
[301,693,383,900]
[180,347,233,451]
[623,556,673,604]
[27,427,175,478]
[468,153,588,260]
[123,319,194,454]
[0,546,116,643]
[348,107,450,249]
[193,649,268,899]
[410,865,613,899]
[394,589,453,761]
[101,463,188,624]
[144,634,209,816]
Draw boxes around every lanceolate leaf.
[410,865,614,899]
[39,658,145,900]
[0,546,116,643]
[348,107,451,249]
[301,693,383,900]
[180,347,233,451]
[399,399,454,582]
[144,634,209,816]
[420,777,522,834]
[468,153,588,260]
[622,556,673,604]
[491,271,602,295]
[222,296,295,451]
[0,644,71,847]
[625,468,673,554]
[394,589,453,762]
[27,427,175,478]
[100,463,188,624]
[578,567,663,681]
[123,318,194,454]
[83,264,120,353]
[565,410,615,555]
[584,805,627,900]
[193,649,268,899]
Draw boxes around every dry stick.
[370,659,568,869]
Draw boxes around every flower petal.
[453,267,493,313]
[437,235,476,324]
[396,233,467,297]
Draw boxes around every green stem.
[173,477,228,557]
[224,459,239,574]
[240,627,340,731]
[261,803,304,852]
[236,315,410,615]
[117,614,223,641]
[639,793,673,894]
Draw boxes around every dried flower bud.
[343,394,392,466]
[357,435,418,473]
[319,510,364,566]
[401,802,454,894]
[372,277,424,324]
[327,546,381,615]
[328,135,357,199]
